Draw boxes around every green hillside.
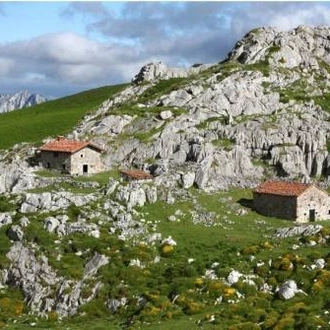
[0,84,128,151]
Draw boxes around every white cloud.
[0,57,15,75]
[268,5,330,31]
[60,2,109,19]
[2,2,330,97]
[230,2,330,38]
[0,32,135,84]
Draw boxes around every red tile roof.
[119,169,153,180]
[39,137,102,154]
[253,180,312,197]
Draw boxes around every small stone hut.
[119,169,153,181]
[39,137,103,175]
[253,180,330,222]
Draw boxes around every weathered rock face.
[5,242,60,315]
[20,192,98,213]
[0,162,37,193]
[228,25,330,70]
[4,242,109,318]
[274,224,323,238]
[91,115,133,135]
[131,61,212,84]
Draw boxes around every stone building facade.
[39,137,104,175]
[253,181,330,222]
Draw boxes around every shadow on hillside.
[237,198,253,209]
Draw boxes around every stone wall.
[253,186,330,222]
[296,186,330,223]
[40,147,103,175]
[70,147,103,175]
[253,193,297,220]
[40,151,70,173]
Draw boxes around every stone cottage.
[39,137,104,175]
[253,180,330,222]
[119,169,153,181]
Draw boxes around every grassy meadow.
[2,173,330,329]
[0,84,128,150]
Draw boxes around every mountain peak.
[0,90,52,113]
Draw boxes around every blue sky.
[1,1,330,97]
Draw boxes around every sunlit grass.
[0,84,128,150]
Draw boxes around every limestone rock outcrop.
[228,25,330,70]
[132,61,212,84]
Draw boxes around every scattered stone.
[161,236,177,246]
[168,215,177,222]
[84,253,109,277]
[314,258,326,269]
[44,217,60,233]
[106,297,127,313]
[0,213,12,228]
[180,172,195,189]
[274,225,323,238]
[128,259,143,268]
[147,233,162,244]
[159,110,173,120]
[166,192,175,204]
[19,216,30,227]
[7,225,24,241]
[227,270,242,285]
[277,280,305,300]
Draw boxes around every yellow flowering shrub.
[194,277,204,287]
[224,287,236,297]
[161,244,174,256]
[261,241,273,250]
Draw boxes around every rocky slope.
[2,25,330,327]
[66,25,330,192]
[0,90,51,113]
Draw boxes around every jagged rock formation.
[228,25,330,69]
[0,90,52,113]
[64,26,330,191]
[132,61,213,84]
[20,191,98,213]
[4,242,109,317]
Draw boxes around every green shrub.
[228,322,261,330]
[262,310,279,329]
[273,314,295,330]
[67,203,81,220]
[138,78,192,103]
[0,196,15,212]
[268,45,281,54]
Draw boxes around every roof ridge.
[253,180,313,197]
[39,138,102,154]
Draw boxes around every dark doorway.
[309,209,316,221]
[83,164,88,174]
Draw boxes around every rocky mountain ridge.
[1,25,330,327]
[64,25,330,192]
[0,90,51,113]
